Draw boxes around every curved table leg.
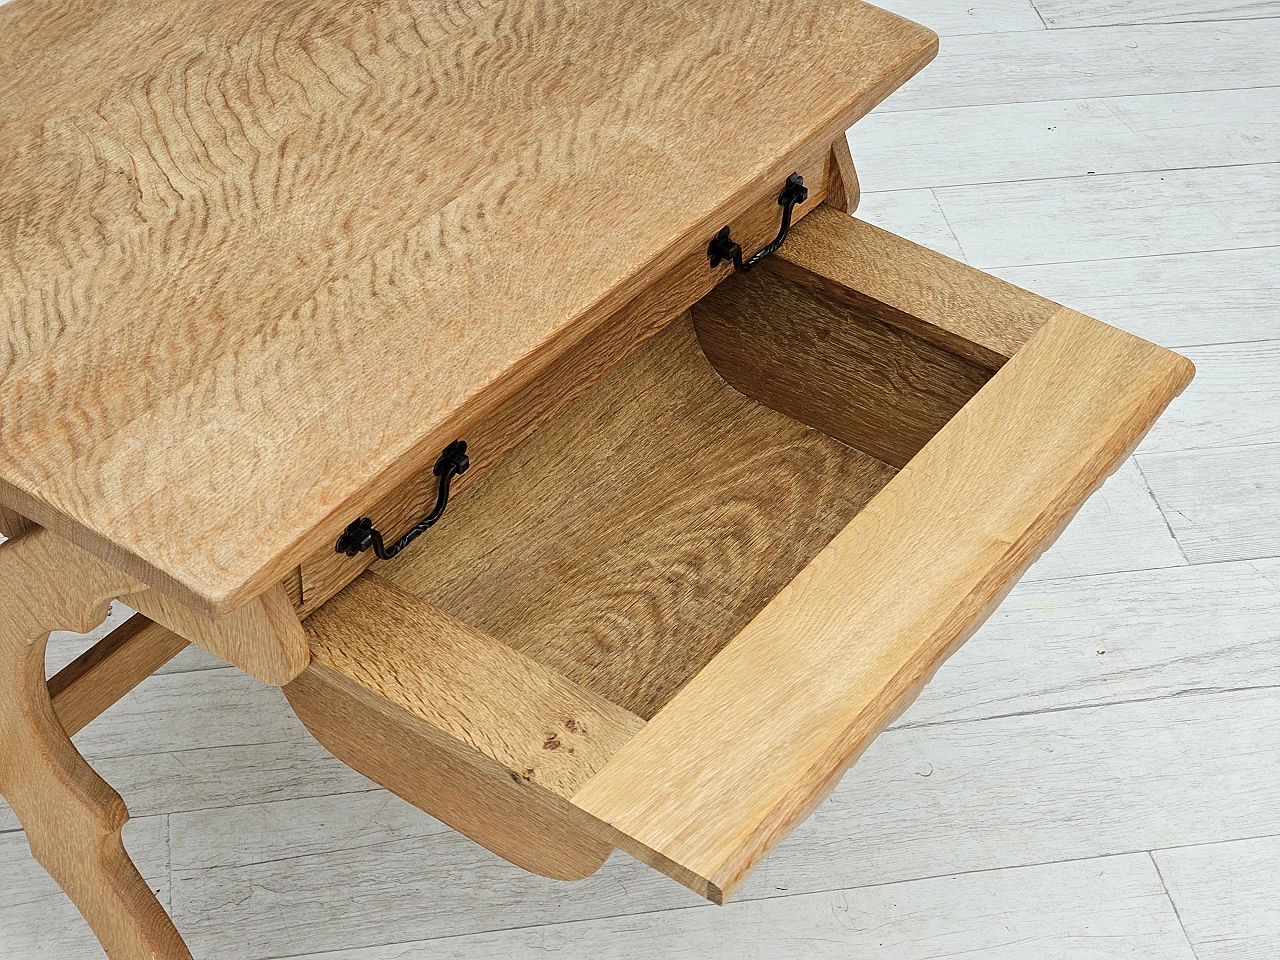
[0,527,191,960]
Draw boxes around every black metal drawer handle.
[336,440,470,561]
[708,172,809,273]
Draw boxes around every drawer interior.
[367,316,900,719]
[288,211,1191,905]
[296,223,1006,885]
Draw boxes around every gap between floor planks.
[849,86,1280,192]
[878,18,1280,113]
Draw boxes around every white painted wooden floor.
[2,1,1278,957]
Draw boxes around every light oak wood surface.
[285,659,620,882]
[572,309,1194,903]
[22,559,1276,848]
[0,0,936,617]
[771,207,1058,368]
[1014,458,1187,581]
[0,505,32,540]
[292,567,649,882]
[823,139,861,215]
[283,292,1193,906]
[301,574,645,798]
[0,521,317,958]
[128,583,306,688]
[692,266,993,468]
[376,316,896,719]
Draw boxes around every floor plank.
[744,687,1280,899]
[900,558,1280,725]
[67,668,302,762]
[291,854,1197,960]
[168,790,452,873]
[851,87,1280,191]
[1154,834,1280,960]
[0,738,372,834]
[1138,443,1280,562]
[935,163,1280,268]
[20,558,1272,843]
[884,19,1280,112]
[170,824,698,958]
[992,245,1280,349]
[1141,339,1280,453]
[164,688,1280,958]
[873,0,1047,35]
[1035,0,1280,29]
[1021,457,1186,581]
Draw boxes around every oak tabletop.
[0,0,935,615]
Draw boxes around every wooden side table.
[0,1,1192,956]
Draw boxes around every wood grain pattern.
[1018,457,1187,582]
[848,88,1280,193]
[877,0,1049,35]
[0,527,189,959]
[572,309,1195,903]
[0,505,32,540]
[295,145,835,618]
[1138,338,1280,455]
[935,163,1280,269]
[771,207,1058,368]
[0,0,937,617]
[302,574,644,799]
[130,582,307,687]
[995,243,1280,350]
[287,574,645,882]
[377,316,897,719]
[1138,442,1280,564]
[692,267,993,469]
[154,686,1280,958]
[48,614,189,737]
[285,661,618,882]
[823,138,860,214]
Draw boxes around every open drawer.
[284,207,1194,904]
